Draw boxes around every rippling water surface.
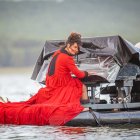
[0,73,140,140]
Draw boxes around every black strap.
[48,53,60,76]
[89,107,102,127]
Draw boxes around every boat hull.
[65,111,140,126]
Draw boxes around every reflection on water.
[0,125,140,140]
[0,74,140,140]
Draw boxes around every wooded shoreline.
[0,67,33,74]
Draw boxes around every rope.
[89,107,102,127]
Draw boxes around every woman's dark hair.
[66,32,82,46]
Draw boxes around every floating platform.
[66,110,140,126]
[66,103,140,126]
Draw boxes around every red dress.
[0,48,87,125]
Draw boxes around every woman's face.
[66,43,79,55]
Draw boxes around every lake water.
[0,73,140,140]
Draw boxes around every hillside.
[0,0,140,67]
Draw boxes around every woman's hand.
[88,71,97,76]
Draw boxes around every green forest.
[0,0,140,67]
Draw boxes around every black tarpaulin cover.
[31,35,140,83]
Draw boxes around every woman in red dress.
[0,33,90,125]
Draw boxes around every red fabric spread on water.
[0,49,86,125]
